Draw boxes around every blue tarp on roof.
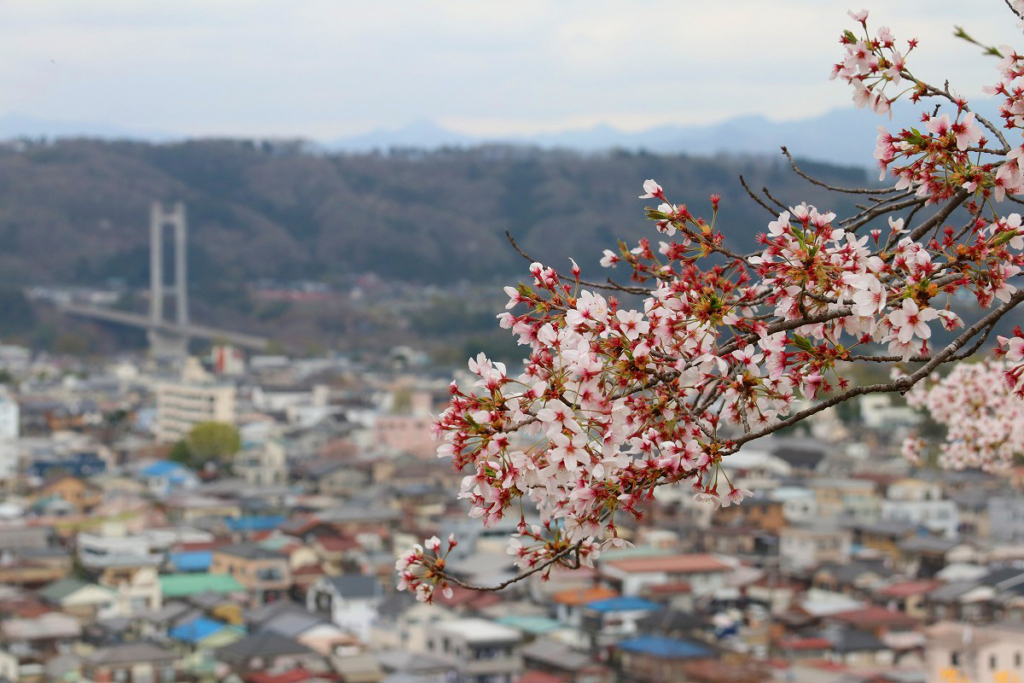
[224,516,286,532]
[141,460,191,477]
[169,616,231,644]
[168,551,212,573]
[585,596,661,613]
[617,635,712,659]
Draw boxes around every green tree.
[185,421,241,463]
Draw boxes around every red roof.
[604,554,730,575]
[778,637,831,651]
[245,669,322,683]
[435,585,504,610]
[517,672,567,683]
[876,580,942,599]
[176,540,232,552]
[316,536,360,552]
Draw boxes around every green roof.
[159,573,244,598]
[39,577,90,602]
[495,615,562,635]
[258,536,290,551]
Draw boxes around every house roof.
[520,639,596,671]
[214,543,286,560]
[159,573,244,598]
[141,460,192,477]
[225,516,286,533]
[928,581,978,603]
[216,631,317,662]
[169,616,236,644]
[830,606,919,629]
[84,643,178,665]
[494,615,562,635]
[898,536,960,554]
[877,580,943,598]
[434,618,521,644]
[38,577,89,602]
[604,554,730,575]
[261,611,329,638]
[585,596,661,613]
[617,635,712,660]
[245,600,311,628]
[830,628,889,653]
[777,637,832,651]
[1,612,81,640]
[168,551,213,573]
[322,574,383,599]
[551,586,618,606]
[636,609,708,634]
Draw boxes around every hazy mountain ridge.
[0,139,874,296]
[1,99,1003,168]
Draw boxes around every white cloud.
[0,0,1016,138]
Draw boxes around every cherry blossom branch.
[431,541,584,593]
[730,288,1024,449]
[780,146,900,195]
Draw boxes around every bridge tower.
[149,202,190,360]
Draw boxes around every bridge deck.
[59,304,270,351]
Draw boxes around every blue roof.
[141,460,191,477]
[224,516,286,532]
[168,551,212,572]
[617,635,712,659]
[585,596,661,613]
[169,616,231,644]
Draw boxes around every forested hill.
[0,139,871,289]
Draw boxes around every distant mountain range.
[0,99,1004,169]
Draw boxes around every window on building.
[1016,652,1022,667]
[991,655,998,670]
[952,652,960,666]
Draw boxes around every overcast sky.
[0,0,1017,139]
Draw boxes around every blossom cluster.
[396,6,1024,600]
[904,332,1024,470]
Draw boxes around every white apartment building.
[0,391,19,482]
[154,380,236,443]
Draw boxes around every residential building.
[154,374,236,443]
[988,496,1024,543]
[426,618,523,683]
[80,643,180,683]
[233,439,287,486]
[881,499,960,538]
[925,621,1024,683]
[307,574,384,642]
[0,391,19,482]
[779,523,852,572]
[600,554,731,597]
[210,544,291,604]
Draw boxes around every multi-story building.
[210,544,291,605]
[426,618,523,683]
[988,497,1024,543]
[779,523,852,572]
[881,499,960,538]
[154,374,236,443]
[925,621,1024,683]
[233,439,287,486]
[0,390,19,482]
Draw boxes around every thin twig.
[434,541,584,592]
[739,175,778,217]
[781,146,898,195]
